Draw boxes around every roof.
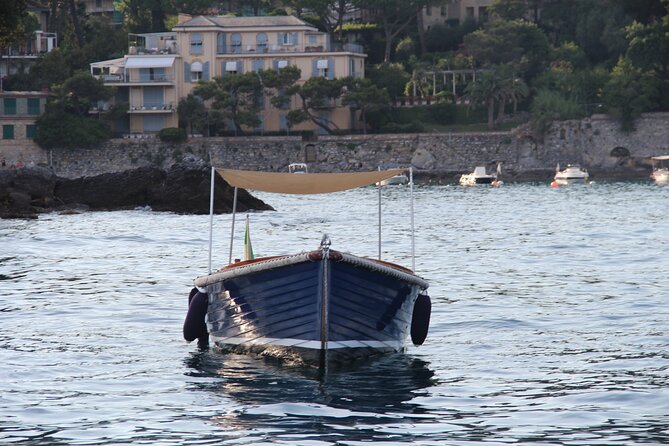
[216,169,406,195]
[176,15,312,30]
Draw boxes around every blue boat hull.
[194,249,429,365]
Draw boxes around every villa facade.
[90,15,367,136]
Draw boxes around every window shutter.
[292,33,298,46]
[311,59,318,77]
[237,61,243,73]
[328,58,334,79]
[184,62,190,83]
[203,61,210,80]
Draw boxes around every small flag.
[244,215,254,261]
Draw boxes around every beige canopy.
[216,168,406,194]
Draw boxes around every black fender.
[410,293,431,346]
[183,288,209,346]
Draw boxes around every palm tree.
[464,70,505,130]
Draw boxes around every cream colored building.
[90,15,366,135]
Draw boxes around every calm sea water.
[1,181,668,445]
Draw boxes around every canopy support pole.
[228,187,238,265]
[378,171,382,260]
[410,166,415,271]
[208,166,215,273]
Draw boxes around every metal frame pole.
[378,174,382,260]
[208,166,215,273]
[228,186,238,265]
[410,166,415,271]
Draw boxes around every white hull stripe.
[210,336,404,351]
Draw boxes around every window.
[316,59,329,78]
[308,34,317,45]
[27,98,40,115]
[281,33,292,45]
[225,61,238,74]
[190,33,203,54]
[252,60,264,72]
[217,33,226,54]
[3,98,17,115]
[190,62,203,81]
[277,60,288,69]
[426,6,432,16]
[26,124,37,139]
[231,33,241,53]
[256,33,268,52]
[143,115,163,132]
[466,7,474,18]
[3,125,14,139]
[143,87,164,109]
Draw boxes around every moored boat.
[650,156,669,184]
[459,164,502,187]
[183,168,431,367]
[552,163,589,186]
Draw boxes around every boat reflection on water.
[184,351,436,441]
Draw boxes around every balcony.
[128,103,175,113]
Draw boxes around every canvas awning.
[651,155,669,160]
[216,168,406,194]
[124,56,176,69]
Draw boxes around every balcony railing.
[215,42,364,55]
[129,103,175,112]
[96,74,175,84]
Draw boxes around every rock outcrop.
[0,156,272,219]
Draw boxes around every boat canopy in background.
[216,168,405,194]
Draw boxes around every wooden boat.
[459,164,502,187]
[183,168,431,367]
[650,156,669,184]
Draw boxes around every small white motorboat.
[376,163,409,186]
[459,164,502,187]
[378,173,409,186]
[552,163,589,186]
[650,156,669,184]
[288,163,308,174]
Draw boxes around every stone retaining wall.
[7,113,669,181]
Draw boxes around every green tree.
[0,0,27,48]
[286,76,346,133]
[353,0,433,62]
[529,89,584,137]
[298,0,353,42]
[341,77,390,134]
[194,72,263,135]
[177,94,208,136]
[602,56,660,131]
[35,72,114,148]
[463,19,550,80]
[366,63,410,99]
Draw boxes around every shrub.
[158,127,187,143]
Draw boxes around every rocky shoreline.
[0,156,272,219]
